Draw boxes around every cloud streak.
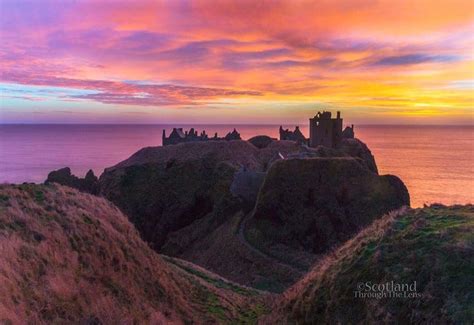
[372,54,461,66]
[1,71,261,106]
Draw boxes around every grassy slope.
[170,211,303,293]
[0,184,268,324]
[1,183,471,324]
[267,205,474,324]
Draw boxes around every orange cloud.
[0,0,473,123]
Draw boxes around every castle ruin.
[309,111,353,148]
[279,126,307,143]
[163,111,353,148]
[279,111,354,148]
[162,127,241,146]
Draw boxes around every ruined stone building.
[309,111,353,148]
[224,128,241,141]
[162,127,241,146]
[279,126,307,143]
[279,111,354,148]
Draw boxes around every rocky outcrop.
[93,138,399,290]
[245,157,409,263]
[338,138,378,173]
[99,141,267,250]
[45,167,99,194]
[248,135,275,149]
[98,140,310,289]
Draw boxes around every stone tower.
[309,111,343,148]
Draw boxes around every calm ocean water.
[0,124,472,207]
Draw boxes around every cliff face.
[98,140,285,249]
[266,205,474,324]
[337,138,378,173]
[0,184,266,324]
[98,140,311,253]
[98,140,307,290]
[245,157,409,269]
[47,138,399,291]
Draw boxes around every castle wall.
[332,118,343,146]
[162,128,240,146]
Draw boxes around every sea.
[0,124,472,208]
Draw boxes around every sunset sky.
[1,0,473,124]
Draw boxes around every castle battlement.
[279,111,354,148]
[162,127,241,146]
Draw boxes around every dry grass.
[264,205,474,324]
[280,207,408,302]
[0,184,266,324]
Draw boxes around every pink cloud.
[0,0,472,122]
[1,70,261,106]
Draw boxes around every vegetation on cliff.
[267,205,474,324]
[1,184,471,323]
[0,184,267,324]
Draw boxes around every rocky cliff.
[95,138,402,290]
[245,157,409,268]
[45,138,402,291]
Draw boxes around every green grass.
[236,303,268,324]
[0,194,10,206]
[163,256,259,296]
[34,190,45,203]
[283,205,474,324]
[205,292,227,320]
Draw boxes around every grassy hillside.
[1,183,471,324]
[267,205,474,324]
[0,184,268,324]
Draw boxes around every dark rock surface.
[248,135,275,149]
[246,157,409,261]
[230,168,266,207]
[338,138,378,173]
[342,126,355,138]
[55,137,405,290]
[45,167,99,194]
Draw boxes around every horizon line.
[1,123,473,127]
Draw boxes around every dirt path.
[237,210,304,276]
